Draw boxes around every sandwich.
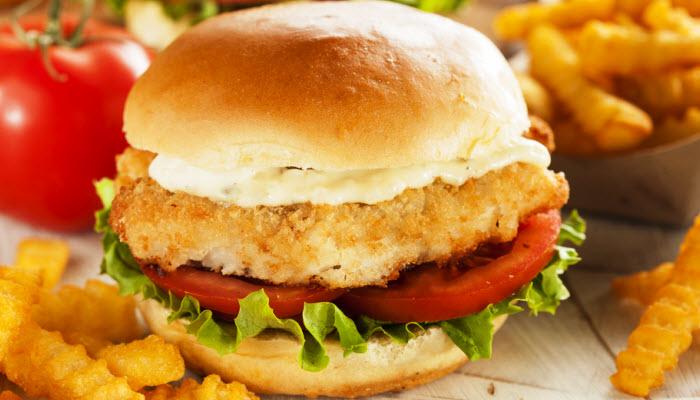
[95,1,585,397]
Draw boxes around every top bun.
[124,1,529,171]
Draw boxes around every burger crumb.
[487,382,495,395]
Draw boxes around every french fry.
[616,0,653,18]
[611,213,700,396]
[615,67,700,119]
[643,107,700,147]
[145,375,259,400]
[612,262,675,305]
[1,320,143,400]
[550,117,601,156]
[493,0,615,41]
[516,73,554,122]
[14,238,69,290]
[62,331,113,357]
[674,0,700,16]
[0,267,39,363]
[0,265,41,289]
[528,25,652,151]
[617,0,700,18]
[32,280,143,348]
[613,13,647,31]
[96,335,184,391]
[579,20,700,75]
[643,0,700,34]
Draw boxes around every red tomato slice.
[335,210,561,323]
[141,266,344,319]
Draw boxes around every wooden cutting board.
[1,211,698,400]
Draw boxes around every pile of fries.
[495,0,700,155]
[0,239,259,400]
[611,213,700,396]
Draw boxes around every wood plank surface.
[1,210,698,399]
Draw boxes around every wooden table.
[1,211,698,400]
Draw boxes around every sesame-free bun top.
[124,1,529,171]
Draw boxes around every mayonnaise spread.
[148,136,550,207]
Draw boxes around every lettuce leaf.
[387,0,470,13]
[95,179,585,372]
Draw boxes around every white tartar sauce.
[148,136,550,207]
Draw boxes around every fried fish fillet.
[110,148,568,289]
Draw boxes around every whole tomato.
[0,16,153,231]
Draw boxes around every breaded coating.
[525,115,556,153]
[110,149,568,289]
[115,147,156,192]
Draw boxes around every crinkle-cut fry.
[493,0,614,40]
[32,279,142,345]
[144,385,176,400]
[615,67,700,120]
[528,25,652,151]
[670,214,700,285]
[612,262,674,304]
[579,21,700,75]
[627,325,691,369]
[611,214,700,397]
[0,266,40,289]
[14,238,69,290]
[643,0,700,34]
[612,346,665,396]
[81,378,146,400]
[643,107,700,147]
[96,335,185,391]
[0,320,143,400]
[669,266,700,292]
[653,284,700,318]
[145,375,259,400]
[62,331,113,357]
[0,266,39,363]
[0,391,21,400]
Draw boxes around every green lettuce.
[388,0,469,13]
[95,179,585,371]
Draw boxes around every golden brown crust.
[110,149,569,288]
[114,147,156,192]
[138,298,508,398]
[526,115,556,153]
[123,1,529,171]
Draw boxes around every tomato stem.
[9,0,41,44]
[66,0,95,47]
[10,0,96,81]
[45,0,62,38]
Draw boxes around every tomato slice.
[335,210,561,323]
[141,266,344,319]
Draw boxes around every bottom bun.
[138,298,508,398]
